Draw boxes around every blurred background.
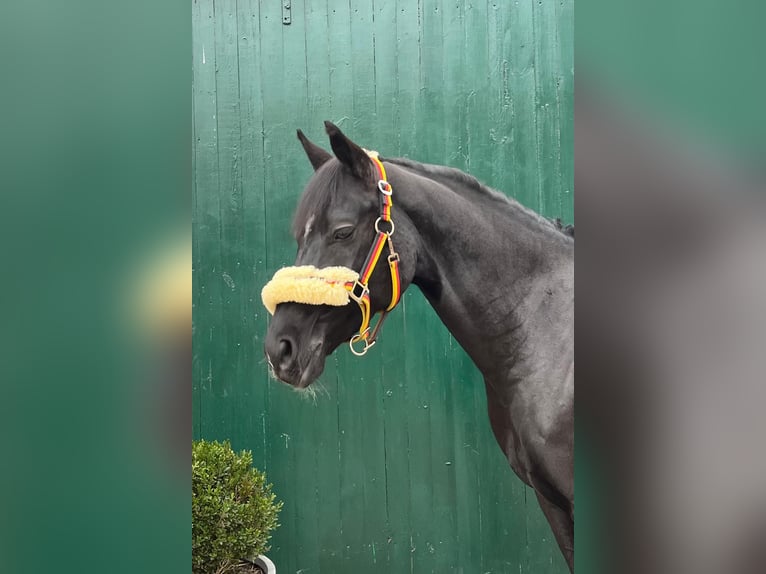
[0,2,190,573]
[1,1,763,573]
[576,1,766,572]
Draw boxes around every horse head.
[263,122,417,388]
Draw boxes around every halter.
[344,153,401,355]
[260,153,401,357]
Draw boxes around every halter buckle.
[377,180,392,196]
[387,252,400,264]
[349,279,369,303]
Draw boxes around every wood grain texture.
[192,1,573,571]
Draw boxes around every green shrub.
[192,440,282,574]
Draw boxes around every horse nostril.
[278,338,293,361]
[266,335,297,378]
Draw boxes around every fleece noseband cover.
[261,265,359,315]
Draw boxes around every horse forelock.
[291,160,344,240]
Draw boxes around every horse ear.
[324,121,373,181]
[296,129,332,171]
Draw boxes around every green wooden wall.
[192,1,573,572]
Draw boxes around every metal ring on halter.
[377,180,393,195]
[374,217,395,236]
[349,332,375,356]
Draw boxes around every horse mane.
[382,156,574,239]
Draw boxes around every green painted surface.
[192,1,572,572]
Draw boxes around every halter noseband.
[344,153,401,355]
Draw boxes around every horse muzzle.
[264,322,326,388]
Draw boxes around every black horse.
[264,122,574,570]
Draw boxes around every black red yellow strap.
[344,155,402,354]
[370,156,401,312]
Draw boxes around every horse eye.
[333,226,355,241]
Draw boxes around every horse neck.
[386,162,574,384]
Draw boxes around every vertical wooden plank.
[441,0,465,170]
[533,0,563,220]
[211,0,242,445]
[557,0,574,225]
[394,0,421,158]
[372,0,398,148]
[377,323,411,570]
[508,0,540,211]
[236,0,269,472]
[192,0,222,441]
[198,0,237,445]
[488,1,514,199]
[429,337,460,573]
[350,0,377,138]
[400,293,435,574]
[312,363,345,574]
[462,1,492,181]
[191,0,203,442]
[327,0,353,125]
[304,0,333,122]
[419,0,446,164]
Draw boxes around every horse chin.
[295,355,326,389]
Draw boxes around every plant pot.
[244,555,276,574]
